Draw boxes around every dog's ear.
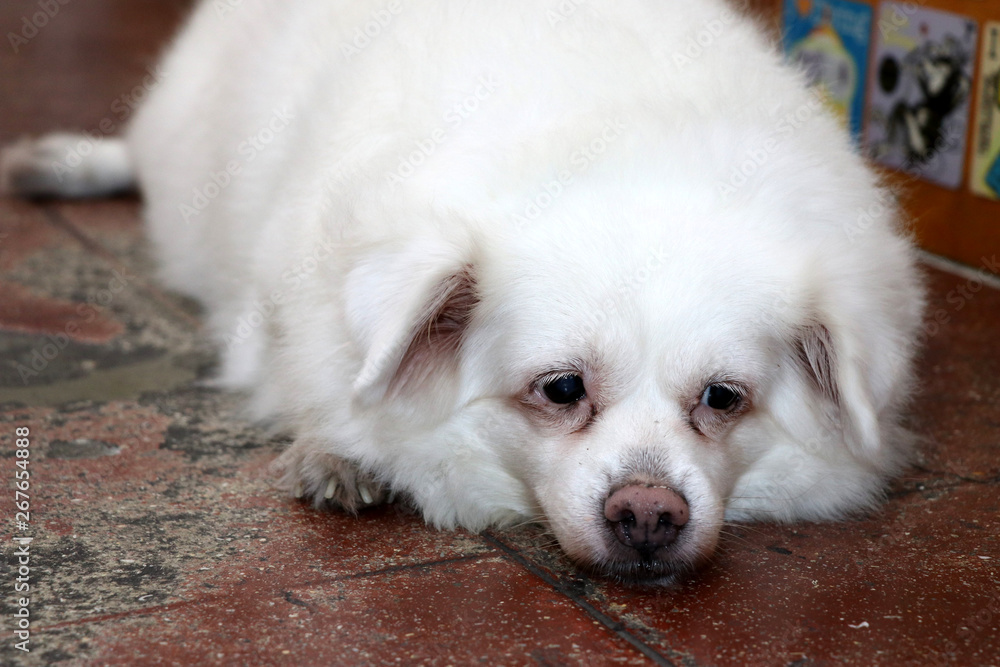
[346,241,477,406]
[795,322,881,456]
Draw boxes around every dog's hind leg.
[273,438,388,513]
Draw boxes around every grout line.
[39,595,213,631]
[40,203,203,331]
[39,202,132,266]
[917,250,1000,291]
[482,532,680,667]
[325,551,495,582]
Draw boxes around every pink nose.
[604,484,689,553]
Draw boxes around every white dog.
[2,0,924,582]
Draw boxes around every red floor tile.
[0,282,124,342]
[83,557,651,666]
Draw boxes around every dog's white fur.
[3,0,924,581]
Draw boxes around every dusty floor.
[1,1,999,665]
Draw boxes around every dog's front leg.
[274,439,388,513]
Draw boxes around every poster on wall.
[863,3,978,189]
[970,22,1000,201]
[783,0,873,142]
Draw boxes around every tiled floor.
[2,2,999,665]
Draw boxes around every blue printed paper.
[784,0,873,141]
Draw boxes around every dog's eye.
[702,384,740,411]
[543,374,587,404]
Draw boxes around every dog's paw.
[274,439,389,513]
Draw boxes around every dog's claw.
[275,441,389,513]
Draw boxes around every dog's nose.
[604,484,689,554]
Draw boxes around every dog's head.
[341,148,922,584]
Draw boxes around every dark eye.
[702,384,740,411]
[543,374,586,404]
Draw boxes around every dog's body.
[3,0,924,582]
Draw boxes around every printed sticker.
[784,0,873,141]
[864,3,978,189]
[970,22,1000,200]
